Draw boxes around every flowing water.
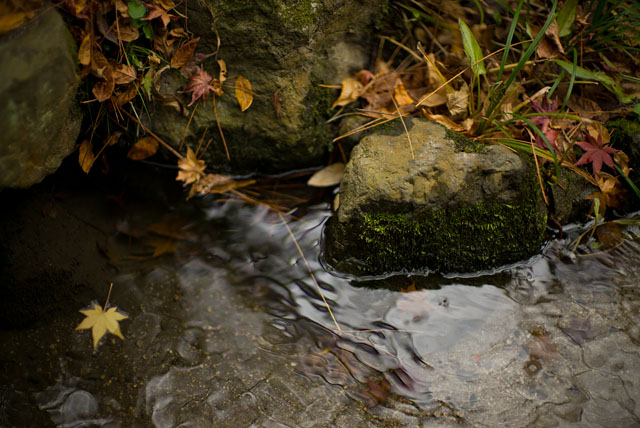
[2,194,640,427]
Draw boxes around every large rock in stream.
[0,9,82,189]
[150,0,385,173]
[323,119,548,275]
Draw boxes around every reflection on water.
[10,201,640,426]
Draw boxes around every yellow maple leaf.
[176,147,206,185]
[76,302,128,349]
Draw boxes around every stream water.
[2,191,640,427]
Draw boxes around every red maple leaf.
[530,96,560,151]
[574,133,619,174]
[179,66,217,106]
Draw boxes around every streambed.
[1,182,640,427]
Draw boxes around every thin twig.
[391,95,415,160]
[180,101,199,151]
[213,95,231,161]
[278,212,342,334]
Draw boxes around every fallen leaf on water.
[597,222,623,249]
[127,136,159,160]
[147,220,186,240]
[76,302,128,350]
[188,173,255,198]
[78,140,96,174]
[176,147,206,185]
[307,163,345,187]
[235,75,253,111]
[148,238,178,257]
[332,77,364,108]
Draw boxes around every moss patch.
[355,197,546,273]
[445,128,487,153]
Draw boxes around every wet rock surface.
[1,170,640,427]
[0,9,81,189]
[324,118,547,275]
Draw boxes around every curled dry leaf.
[177,147,206,185]
[171,37,199,69]
[235,75,253,111]
[110,83,137,107]
[78,140,96,174]
[127,136,159,160]
[217,59,227,83]
[307,163,345,187]
[78,33,92,66]
[115,24,139,42]
[446,82,469,117]
[393,78,414,106]
[332,77,364,108]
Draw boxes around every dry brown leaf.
[217,59,227,83]
[93,79,115,102]
[78,140,96,174]
[393,78,414,106]
[78,33,92,66]
[597,222,623,249]
[112,64,137,85]
[586,121,610,144]
[307,163,345,187]
[536,21,565,59]
[91,49,111,79]
[105,131,122,147]
[332,77,364,108]
[115,25,139,42]
[158,0,176,10]
[148,238,178,257]
[421,91,447,108]
[423,113,465,132]
[272,90,283,117]
[189,173,254,198]
[114,0,128,15]
[142,5,173,28]
[614,152,630,176]
[127,136,159,160]
[235,75,253,111]
[0,6,30,35]
[177,147,206,185]
[171,37,199,70]
[446,82,469,117]
[110,84,137,107]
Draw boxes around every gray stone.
[0,9,81,189]
[323,118,548,275]
[149,0,385,173]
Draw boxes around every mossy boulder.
[322,119,548,276]
[149,0,386,173]
[0,9,82,189]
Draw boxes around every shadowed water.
[5,200,640,427]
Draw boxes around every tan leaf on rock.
[235,75,253,111]
[307,163,345,187]
[332,77,364,108]
[78,140,96,174]
[176,147,206,185]
[127,136,159,160]
[217,59,227,83]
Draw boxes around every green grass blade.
[459,18,486,77]
[498,0,525,81]
[553,59,634,103]
[557,0,578,37]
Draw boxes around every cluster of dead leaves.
[176,147,255,199]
